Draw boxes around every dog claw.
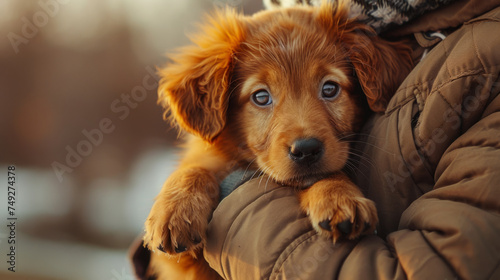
[364,222,371,231]
[175,244,188,253]
[319,219,332,231]
[192,235,202,245]
[157,244,166,253]
[337,219,352,235]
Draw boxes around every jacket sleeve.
[396,105,500,279]
[389,92,500,280]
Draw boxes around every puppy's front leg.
[299,173,378,243]
[144,136,229,256]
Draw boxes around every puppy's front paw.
[300,176,378,243]
[143,168,219,256]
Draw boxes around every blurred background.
[0,0,263,279]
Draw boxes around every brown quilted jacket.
[203,1,500,279]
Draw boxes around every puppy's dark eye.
[321,81,341,100]
[251,90,272,106]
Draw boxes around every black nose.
[289,138,324,165]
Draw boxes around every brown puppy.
[144,1,412,279]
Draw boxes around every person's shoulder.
[462,6,500,72]
[390,6,500,111]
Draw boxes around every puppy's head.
[159,2,412,187]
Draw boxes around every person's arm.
[203,11,500,279]
[204,116,500,279]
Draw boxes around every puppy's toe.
[328,196,378,241]
[300,177,378,243]
[145,210,206,256]
[144,168,219,256]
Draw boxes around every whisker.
[242,158,257,179]
[258,167,269,187]
[265,172,273,192]
[353,133,389,141]
[343,161,357,176]
[345,156,373,173]
[337,148,377,172]
[337,132,388,143]
[345,140,396,156]
[249,168,262,181]
[337,133,358,141]
[344,160,370,182]
[345,149,376,170]
[337,148,380,183]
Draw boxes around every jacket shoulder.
[389,6,500,111]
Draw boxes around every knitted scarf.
[263,0,458,33]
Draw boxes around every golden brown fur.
[144,1,412,279]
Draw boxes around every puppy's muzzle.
[289,138,324,166]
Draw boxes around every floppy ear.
[317,1,413,113]
[345,30,413,112]
[158,8,245,142]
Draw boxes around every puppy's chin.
[276,173,334,189]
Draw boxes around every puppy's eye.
[251,90,272,106]
[321,81,341,100]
